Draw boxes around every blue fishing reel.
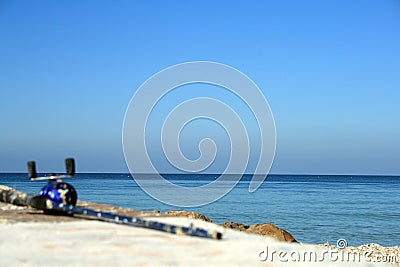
[40,180,77,206]
[28,158,78,206]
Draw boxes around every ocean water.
[1,173,399,247]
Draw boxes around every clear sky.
[0,0,399,174]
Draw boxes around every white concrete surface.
[0,217,392,267]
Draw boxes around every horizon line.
[1,172,399,177]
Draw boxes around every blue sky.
[0,0,399,174]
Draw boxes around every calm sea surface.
[1,173,399,247]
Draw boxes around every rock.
[318,243,400,265]
[221,221,297,243]
[164,210,213,222]
[165,213,297,243]
[221,222,250,232]
[246,223,297,242]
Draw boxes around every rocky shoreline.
[0,199,296,242]
[162,209,399,265]
[163,210,297,242]
[0,197,399,265]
